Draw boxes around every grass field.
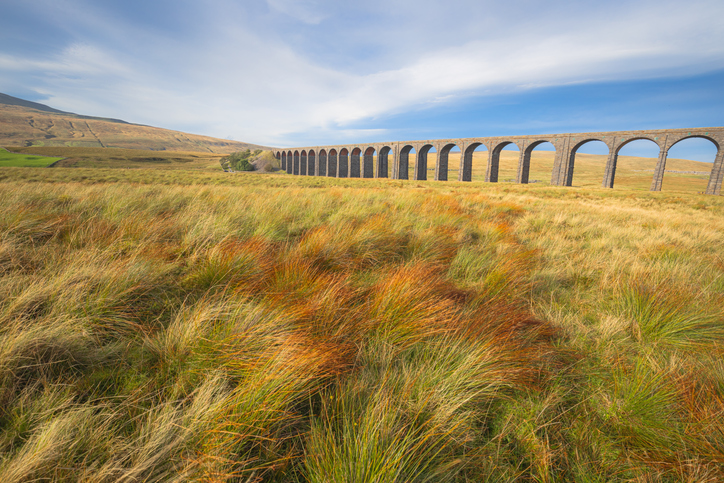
[398,150,712,192]
[0,148,62,167]
[5,144,714,193]
[0,166,722,481]
[4,146,224,170]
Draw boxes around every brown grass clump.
[0,169,722,481]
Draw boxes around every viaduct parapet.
[272,127,724,195]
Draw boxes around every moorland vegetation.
[0,95,267,153]
[0,162,722,481]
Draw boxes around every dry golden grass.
[396,150,712,192]
[0,168,721,481]
[7,140,714,194]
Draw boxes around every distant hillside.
[0,93,72,115]
[0,93,270,154]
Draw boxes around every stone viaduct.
[272,127,724,195]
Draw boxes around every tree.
[220,150,254,171]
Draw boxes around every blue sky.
[1,0,723,160]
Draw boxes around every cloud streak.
[1,0,723,146]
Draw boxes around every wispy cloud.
[1,0,723,146]
[266,0,329,24]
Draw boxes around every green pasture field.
[0,148,62,167]
[0,166,722,481]
[4,146,224,170]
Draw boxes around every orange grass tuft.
[3,175,719,480]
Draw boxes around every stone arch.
[301,150,309,176]
[287,151,293,174]
[565,139,610,187]
[308,149,316,176]
[378,146,392,178]
[362,147,376,178]
[656,135,721,193]
[293,150,300,175]
[339,148,349,178]
[318,149,327,177]
[615,136,661,154]
[520,140,556,184]
[350,147,362,178]
[397,145,415,180]
[437,143,460,181]
[606,137,661,189]
[669,134,720,151]
[280,151,286,171]
[488,141,521,183]
[461,142,487,181]
[328,148,338,177]
[415,144,435,181]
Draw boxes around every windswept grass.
[0,169,722,481]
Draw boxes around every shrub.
[220,150,258,171]
[257,151,279,171]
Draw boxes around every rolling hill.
[0,93,269,154]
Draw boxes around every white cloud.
[265,0,329,24]
[2,0,723,146]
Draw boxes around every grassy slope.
[0,148,62,167]
[0,104,269,154]
[4,146,226,170]
[0,169,722,481]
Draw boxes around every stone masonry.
[274,127,724,195]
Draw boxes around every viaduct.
[272,127,724,195]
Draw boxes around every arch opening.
[328,149,338,177]
[318,149,327,177]
[350,147,362,178]
[308,149,316,176]
[567,140,609,187]
[415,144,436,181]
[339,148,349,178]
[293,150,300,175]
[521,141,556,185]
[363,147,376,178]
[461,143,488,182]
[612,139,660,190]
[397,145,416,180]
[300,150,308,176]
[661,137,719,193]
[488,142,521,183]
[280,152,286,172]
[437,143,460,181]
[378,146,392,178]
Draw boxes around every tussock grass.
[614,281,724,350]
[0,169,722,481]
